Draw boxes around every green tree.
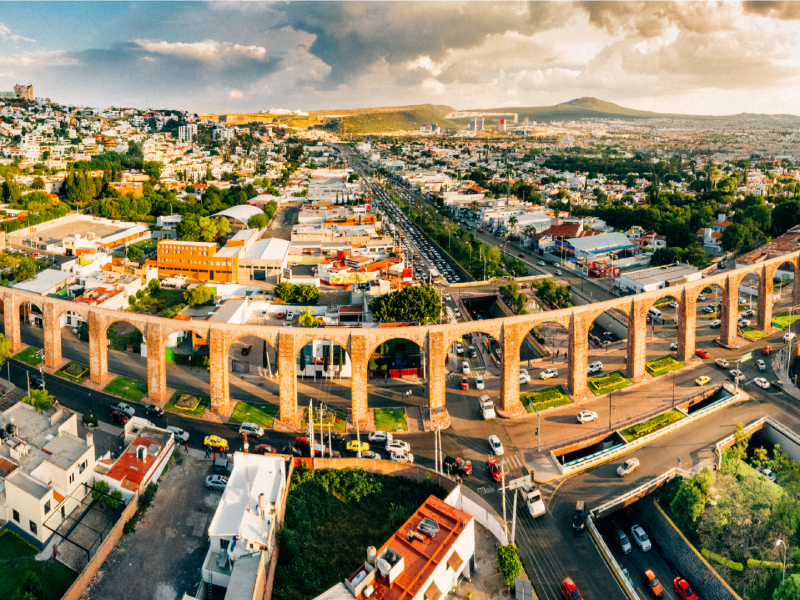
[91,479,110,500]
[184,286,215,306]
[127,245,143,261]
[669,468,714,530]
[0,334,11,372]
[176,213,202,241]
[774,575,800,600]
[15,571,45,600]
[248,213,268,229]
[23,389,54,414]
[215,216,231,238]
[298,307,321,328]
[148,278,161,293]
[369,284,442,325]
[299,347,306,373]
[14,257,36,282]
[197,216,218,242]
[294,284,319,304]
[31,177,45,190]
[682,242,708,268]
[468,200,480,214]
[497,545,522,586]
[721,222,754,253]
[275,281,296,302]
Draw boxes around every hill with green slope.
[319,103,457,133]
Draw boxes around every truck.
[443,456,472,477]
[479,395,496,420]
[429,268,441,283]
[521,482,546,518]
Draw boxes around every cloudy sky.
[2,1,800,115]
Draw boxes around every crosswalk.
[654,331,676,339]
[500,453,525,470]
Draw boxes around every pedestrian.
[204,446,210,458]
[184,443,189,453]
[213,452,216,460]
[556,349,560,357]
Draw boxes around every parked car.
[204,435,228,450]
[143,404,164,417]
[368,431,393,443]
[205,475,228,490]
[488,435,504,456]
[166,426,189,442]
[540,367,558,380]
[616,529,632,554]
[214,456,233,475]
[772,380,785,391]
[109,410,129,425]
[520,372,531,385]
[361,450,382,460]
[668,301,678,308]
[670,342,678,351]
[710,319,721,328]
[286,311,294,321]
[673,577,698,600]
[110,402,135,417]
[698,294,706,301]
[346,440,370,453]
[577,410,598,424]
[386,440,411,453]
[785,332,796,342]
[631,524,652,551]
[456,343,464,355]
[587,361,603,375]
[239,422,264,437]
[537,261,546,266]
[696,349,710,359]
[390,450,414,464]
[703,306,715,313]
[617,457,640,477]
[642,570,664,598]
[444,293,452,301]
[754,377,770,389]
[443,456,472,476]
[252,444,276,455]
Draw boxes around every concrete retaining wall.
[639,500,742,600]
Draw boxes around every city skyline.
[2,1,800,115]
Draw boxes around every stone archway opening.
[100,319,150,401]
[156,326,211,415]
[775,261,797,303]
[226,334,279,425]
[518,321,570,413]
[695,283,726,345]
[645,294,681,360]
[295,339,352,439]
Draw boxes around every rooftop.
[737,230,800,266]
[14,269,72,295]
[243,237,291,261]
[622,263,700,284]
[43,433,91,471]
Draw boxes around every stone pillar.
[4,296,20,351]
[427,330,448,421]
[277,332,297,423]
[88,311,107,384]
[794,266,800,309]
[349,336,369,428]
[568,314,588,397]
[208,328,229,413]
[627,298,649,380]
[720,276,738,346]
[757,269,774,331]
[42,302,62,368]
[500,324,522,413]
[677,290,697,363]
[146,323,167,402]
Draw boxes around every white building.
[617,263,703,294]
[178,124,198,143]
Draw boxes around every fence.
[458,486,509,546]
[586,517,640,600]
[58,489,140,600]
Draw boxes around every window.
[29,521,37,535]
[44,501,51,514]
[12,509,19,522]
[220,539,230,551]
[69,472,75,484]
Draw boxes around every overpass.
[1,252,797,428]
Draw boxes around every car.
[577,410,598,424]
[368,430,393,443]
[631,524,652,551]
[696,349,710,359]
[673,577,698,600]
[143,404,164,417]
[744,309,755,317]
[710,319,721,328]
[617,457,640,477]
[110,402,135,417]
[739,319,751,329]
[361,450,382,460]
[487,457,503,482]
[698,294,706,301]
[703,306,715,314]
[715,358,729,368]
[729,369,746,383]
[286,311,294,321]
[573,501,587,531]
[754,377,770,389]
[461,361,470,374]
[475,375,484,390]
[109,410,129,425]
[757,359,766,371]
[252,444,277,455]
[695,375,711,386]
[763,345,772,355]
[560,577,582,600]
[241,344,253,356]
[386,440,411,453]
[456,343,464,354]
[205,475,228,490]
[72,326,81,335]
[518,253,525,258]
[444,293,452,301]
[468,345,477,358]
[276,312,285,319]
[540,367,558,380]
[204,435,228,450]
[538,261,546,266]
[476,315,483,321]
[324,432,347,445]
[772,379,785,391]
[460,375,469,390]
[554,269,562,276]
[616,529,632,554]
[670,342,678,351]
[587,361,603,375]
[284,322,292,327]
[346,440,370,453]
[520,372,531,385]
[443,456,473,476]
[239,422,264,437]
[166,426,189,442]
[390,450,414,464]
[488,435,504,456]
[642,570,664,598]
[214,456,233,475]
[737,314,743,322]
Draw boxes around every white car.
[445,293,452,301]
[554,269,562,276]
[390,451,414,464]
[286,311,294,320]
[785,332,796,342]
[710,319,722,328]
[698,294,706,301]
[488,435,504,456]
[757,359,766,371]
[715,358,729,368]
[587,362,603,375]
[754,377,770,389]
[520,372,531,385]
[670,342,678,351]
[668,301,678,308]
[456,343,464,355]
[386,440,411,453]
[744,310,755,317]
[540,367,558,380]
[617,457,640,477]
[475,375,484,390]
[537,261,546,266]
[631,525,652,552]
[577,410,598,424]
[238,422,264,437]
[462,361,470,374]
[368,431,393,443]
[729,369,746,382]
[166,425,189,442]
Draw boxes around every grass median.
[55,361,89,383]
[14,347,41,366]
[620,409,685,441]
[374,408,407,432]
[520,385,572,412]
[230,401,278,428]
[740,327,768,341]
[165,390,210,418]
[587,370,633,396]
[103,376,148,402]
[645,355,686,377]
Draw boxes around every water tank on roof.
[376,559,391,578]
[367,546,377,565]
[364,586,374,598]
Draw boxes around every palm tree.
[298,307,319,328]
[24,389,54,414]
[469,200,480,215]
[508,215,519,233]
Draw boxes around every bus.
[429,268,441,283]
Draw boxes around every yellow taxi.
[695,375,711,386]
[204,435,229,449]
[346,440,369,453]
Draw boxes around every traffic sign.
[741,351,753,363]
[506,473,532,491]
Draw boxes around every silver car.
[238,422,264,437]
[631,524,652,552]
[205,475,228,490]
[617,457,640,477]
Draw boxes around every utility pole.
[356,411,362,459]
[501,466,508,539]
[511,489,518,545]
[434,420,439,473]
[26,370,30,398]
[308,400,315,458]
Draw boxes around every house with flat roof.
[618,263,703,294]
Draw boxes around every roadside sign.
[741,351,753,363]
[515,579,533,600]
[506,473,532,491]
[773,322,784,330]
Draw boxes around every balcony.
[202,550,232,589]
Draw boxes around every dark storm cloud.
[742,1,800,19]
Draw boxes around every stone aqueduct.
[1,253,798,427]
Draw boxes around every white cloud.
[228,89,243,98]
[133,39,267,62]
[0,23,35,43]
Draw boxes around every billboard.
[329,272,379,285]
[555,239,575,255]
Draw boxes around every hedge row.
[528,389,566,405]
[625,411,683,438]
[702,548,744,572]
[589,372,627,391]
[747,558,799,569]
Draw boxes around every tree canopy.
[369,284,442,325]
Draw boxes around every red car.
[518,253,525,258]
[673,577,697,600]
[460,376,469,390]
[109,410,129,425]
[763,345,772,355]
[643,570,663,598]
[277,313,285,319]
[252,444,276,455]
[560,577,582,600]
[695,349,710,359]
[487,457,503,483]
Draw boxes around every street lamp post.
[777,539,788,587]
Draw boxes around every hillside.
[460,97,800,123]
[318,104,457,133]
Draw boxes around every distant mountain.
[459,97,800,123]
[313,104,458,133]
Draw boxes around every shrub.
[701,548,744,571]
[497,544,522,586]
[91,480,110,501]
[123,519,136,536]
[589,372,626,391]
[139,482,158,511]
[82,413,98,426]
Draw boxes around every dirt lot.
[85,454,220,600]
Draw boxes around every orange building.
[154,240,238,283]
